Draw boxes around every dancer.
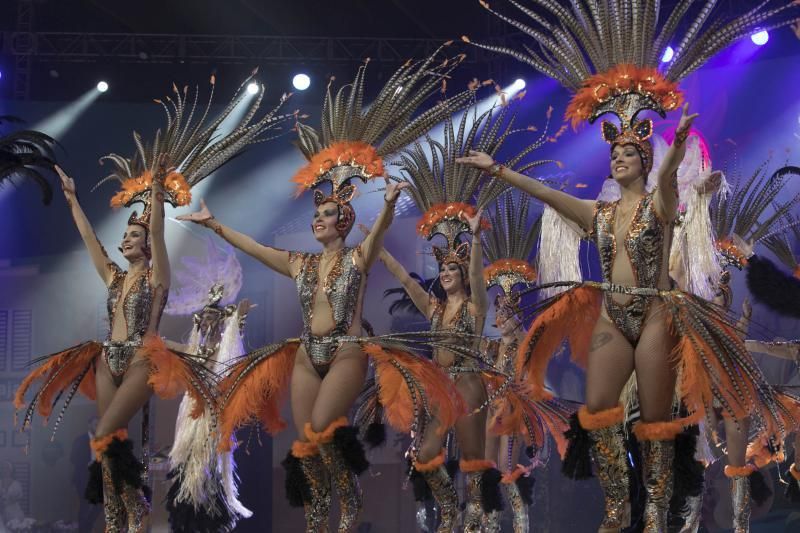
[14,73,291,532]
[379,97,563,532]
[481,190,573,533]
[164,238,253,532]
[459,4,800,531]
[179,49,473,532]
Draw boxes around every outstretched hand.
[456,150,495,170]
[465,207,484,235]
[676,103,699,136]
[55,165,76,197]
[384,179,409,203]
[176,198,214,224]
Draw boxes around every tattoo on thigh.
[590,332,612,352]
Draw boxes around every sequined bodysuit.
[590,191,672,344]
[430,299,479,376]
[104,265,168,378]
[291,247,363,377]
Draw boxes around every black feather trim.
[409,462,434,502]
[143,484,152,505]
[784,468,800,502]
[84,460,103,504]
[281,451,311,507]
[445,459,459,479]
[480,468,504,512]
[746,255,800,318]
[333,426,369,475]
[364,422,387,449]
[104,436,144,494]
[749,470,772,506]
[166,468,236,533]
[515,475,535,505]
[668,425,705,521]
[562,413,593,480]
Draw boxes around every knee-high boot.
[635,421,680,533]
[90,428,149,533]
[283,440,332,532]
[306,418,367,533]
[503,465,533,533]
[579,406,630,532]
[414,451,458,533]
[724,464,757,533]
[460,459,502,533]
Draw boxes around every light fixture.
[661,46,674,63]
[292,73,311,91]
[246,82,260,95]
[96,81,109,93]
[751,30,769,46]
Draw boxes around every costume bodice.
[430,298,476,335]
[106,264,167,343]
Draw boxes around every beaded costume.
[14,72,291,533]
[211,47,478,532]
[466,2,800,531]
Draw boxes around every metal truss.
[1,31,492,65]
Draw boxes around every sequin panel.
[591,192,666,344]
[294,247,363,373]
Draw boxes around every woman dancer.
[379,98,563,532]
[463,2,799,530]
[179,50,472,532]
[14,74,290,532]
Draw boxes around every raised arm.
[55,165,116,286]
[359,180,409,271]
[149,178,170,289]
[455,151,594,232]
[655,103,699,221]
[464,209,488,316]
[176,199,293,278]
[379,247,432,318]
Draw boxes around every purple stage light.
[661,46,674,63]
[751,30,769,46]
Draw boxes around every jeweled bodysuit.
[104,265,167,379]
[591,191,672,344]
[291,247,363,377]
[430,299,479,377]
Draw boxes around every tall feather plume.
[467,0,799,110]
[95,71,294,204]
[483,190,541,265]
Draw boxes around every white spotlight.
[661,46,674,63]
[246,82,260,95]
[96,81,109,93]
[292,73,311,91]
[750,30,769,46]
[512,78,526,90]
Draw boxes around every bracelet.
[383,194,397,206]
[674,127,689,146]
[488,163,506,178]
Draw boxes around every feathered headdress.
[483,191,541,308]
[713,163,800,270]
[165,235,243,316]
[466,1,800,174]
[292,43,477,236]
[400,94,560,265]
[95,71,293,227]
[0,116,58,205]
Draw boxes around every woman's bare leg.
[307,343,368,532]
[290,346,323,438]
[584,317,635,532]
[634,303,679,533]
[95,357,153,438]
[94,356,118,420]
[454,373,487,461]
